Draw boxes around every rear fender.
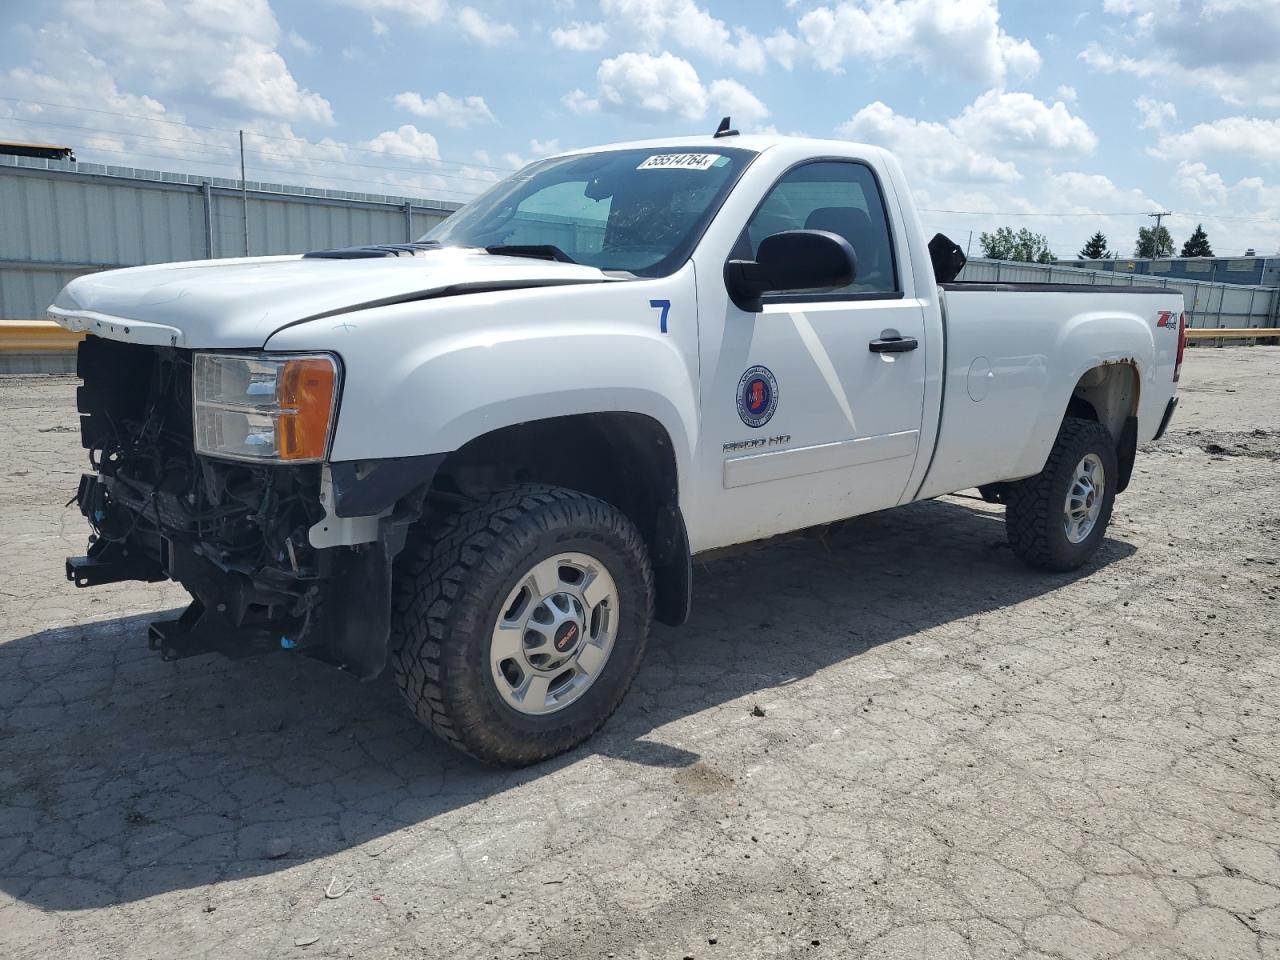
[1007,311,1154,480]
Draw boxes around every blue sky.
[2,0,1278,257]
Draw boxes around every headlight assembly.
[192,353,340,463]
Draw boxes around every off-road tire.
[1005,417,1118,572]
[390,484,653,766]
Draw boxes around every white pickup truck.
[50,129,1184,765]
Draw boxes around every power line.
[0,96,520,173]
[0,112,506,190]
[0,138,485,201]
[918,207,1280,224]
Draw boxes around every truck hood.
[48,248,616,349]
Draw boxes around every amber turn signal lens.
[276,358,337,461]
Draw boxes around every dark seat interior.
[804,206,889,289]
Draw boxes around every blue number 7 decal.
[650,299,671,334]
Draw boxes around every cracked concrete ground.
[1,347,1278,960]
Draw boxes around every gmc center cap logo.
[554,621,580,653]
[737,365,778,428]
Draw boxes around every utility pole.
[965,230,973,258]
[1147,211,1172,258]
[239,130,250,257]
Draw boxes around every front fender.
[265,270,701,494]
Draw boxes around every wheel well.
[1067,362,1140,492]
[1068,362,1139,440]
[429,413,690,626]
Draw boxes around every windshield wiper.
[484,244,578,264]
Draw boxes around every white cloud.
[579,51,769,126]
[26,0,334,126]
[763,29,802,70]
[1156,117,1280,167]
[336,0,516,46]
[0,2,508,205]
[1086,0,1280,107]
[1055,85,1077,103]
[1135,96,1176,131]
[216,42,334,125]
[361,124,441,161]
[530,138,561,156]
[286,30,317,55]
[456,6,518,45]
[600,0,768,72]
[393,90,495,127]
[595,51,709,120]
[562,88,601,114]
[950,90,1097,155]
[334,0,449,27]
[707,79,769,127]
[838,101,1021,184]
[551,21,609,51]
[790,0,1040,84]
[1174,161,1228,208]
[839,90,1094,192]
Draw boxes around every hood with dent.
[48,249,613,349]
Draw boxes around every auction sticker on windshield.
[637,154,724,171]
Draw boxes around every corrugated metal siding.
[960,259,1280,329]
[0,157,461,320]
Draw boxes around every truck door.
[691,159,928,550]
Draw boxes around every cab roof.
[545,133,884,162]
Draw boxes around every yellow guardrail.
[0,320,85,352]
[1186,327,1280,341]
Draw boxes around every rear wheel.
[1005,417,1118,572]
[390,485,653,766]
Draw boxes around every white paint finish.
[49,132,1182,554]
[268,265,703,491]
[49,250,613,348]
[724,430,919,488]
[966,357,992,402]
[914,291,1181,500]
[46,307,183,346]
[791,310,857,432]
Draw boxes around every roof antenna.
[713,116,738,138]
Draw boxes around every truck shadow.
[0,497,1135,910]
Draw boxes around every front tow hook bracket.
[148,600,279,662]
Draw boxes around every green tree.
[1135,225,1174,258]
[1181,223,1214,257]
[980,226,1055,263]
[1079,231,1109,259]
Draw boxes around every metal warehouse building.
[0,152,460,323]
[1057,255,1280,288]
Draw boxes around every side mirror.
[724,229,857,312]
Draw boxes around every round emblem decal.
[736,365,778,429]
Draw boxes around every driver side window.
[742,161,899,298]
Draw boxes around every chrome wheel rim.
[1064,453,1105,544]
[489,552,619,716]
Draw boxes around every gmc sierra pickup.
[49,129,1184,765]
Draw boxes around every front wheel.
[1005,417,1118,572]
[390,485,653,766]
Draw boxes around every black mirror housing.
[724,229,857,311]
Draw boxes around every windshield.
[423,147,755,276]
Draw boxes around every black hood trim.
[262,276,617,344]
[303,242,442,259]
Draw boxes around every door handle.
[869,335,918,353]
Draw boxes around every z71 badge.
[736,365,778,428]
